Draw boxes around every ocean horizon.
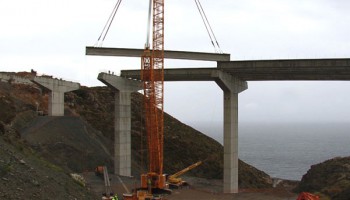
[191,121,350,180]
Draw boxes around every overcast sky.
[1,0,350,132]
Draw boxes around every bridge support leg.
[49,91,65,116]
[98,73,141,176]
[212,71,247,193]
[115,91,132,176]
[31,77,80,116]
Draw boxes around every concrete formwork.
[98,72,141,176]
[31,77,80,116]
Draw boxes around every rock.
[19,159,26,164]
[2,178,9,181]
[31,179,40,186]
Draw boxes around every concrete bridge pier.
[98,73,141,176]
[31,77,80,116]
[213,71,248,193]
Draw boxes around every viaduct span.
[87,47,350,193]
[120,58,350,193]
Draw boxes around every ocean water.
[192,122,350,180]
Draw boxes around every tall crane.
[140,0,166,192]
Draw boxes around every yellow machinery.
[167,161,202,187]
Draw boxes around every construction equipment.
[95,166,115,200]
[95,166,104,177]
[140,0,166,193]
[296,192,320,200]
[124,0,166,198]
[167,161,202,188]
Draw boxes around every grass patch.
[0,163,13,176]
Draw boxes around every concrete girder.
[218,58,350,81]
[0,72,33,85]
[86,46,230,61]
[98,73,141,177]
[121,68,218,81]
[31,77,80,116]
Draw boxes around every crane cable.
[95,0,123,47]
[194,0,223,53]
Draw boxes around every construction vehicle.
[167,161,202,188]
[140,0,166,194]
[123,0,166,199]
[296,192,320,200]
[95,166,104,177]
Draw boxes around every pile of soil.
[20,115,113,173]
[0,121,98,199]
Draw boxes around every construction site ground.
[83,172,298,200]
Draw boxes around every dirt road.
[84,172,298,200]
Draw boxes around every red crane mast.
[140,0,166,190]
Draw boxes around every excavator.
[296,192,320,200]
[167,161,202,188]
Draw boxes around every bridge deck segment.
[121,58,350,81]
[86,47,230,61]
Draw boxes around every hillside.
[295,156,350,200]
[0,83,98,199]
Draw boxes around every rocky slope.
[295,156,350,200]
[0,83,98,199]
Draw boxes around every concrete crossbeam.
[31,77,80,116]
[98,73,141,176]
[86,46,230,61]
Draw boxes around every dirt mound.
[295,156,350,199]
[20,116,113,173]
[0,123,98,199]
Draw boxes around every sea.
[192,122,350,181]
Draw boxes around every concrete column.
[98,73,141,176]
[212,71,248,193]
[31,77,80,116]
